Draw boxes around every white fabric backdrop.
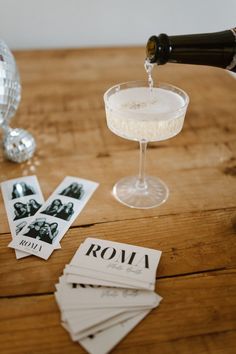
[0,0,235,50]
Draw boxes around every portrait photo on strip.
[1,176,41,201]
[15,220,28,235]
[58,181,85,201]
[56,177,99,203]
[8,195,43,223]
[41,197,75,221]
[21,215,66,245]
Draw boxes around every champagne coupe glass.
[104,80,189,209]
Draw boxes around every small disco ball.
[3,128,36,163]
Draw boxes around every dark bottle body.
[146,29,236,72]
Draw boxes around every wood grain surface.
[0,46,236,354]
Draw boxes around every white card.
[69,238,161,288]
[61,308,125,333]
[79,310,151,354]
[61,305,152,323]
[65,272,138,289]
[55,276,161,309]
[1,176,45,259]
[8,177,99,259]
[66,309,144,340]
[65,264,154,290]
[55,284,160,310]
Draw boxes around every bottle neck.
[146,29,236,71]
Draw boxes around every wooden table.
[0,47,236,354]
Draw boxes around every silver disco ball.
[3,128,36,163]
[0,40,36,163]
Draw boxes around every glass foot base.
[113,175,169,209]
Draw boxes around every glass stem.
[1,121,10,135]
[137,140,148,189]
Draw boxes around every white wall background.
[0,0,235,50]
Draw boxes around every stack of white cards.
[55,237,162,354]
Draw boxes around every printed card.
[70,238,161,286]
[65,264,154,290]
[65,272,139,289]
[61,306,151,324]
[55,285,160,310]
[66,310,144,341]
[79,310,150,354]
[62,308,125,333]
[8,177,99,259]
[1,176,45,259]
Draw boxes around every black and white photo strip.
[8,177,99,260]
[1,176,45,259]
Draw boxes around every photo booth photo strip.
[8,176,99,260]
[1,175,45,259]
